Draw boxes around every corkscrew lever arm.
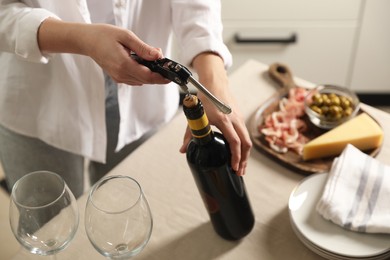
[186,76,232,114]
[131,54,232,114]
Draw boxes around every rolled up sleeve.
[16,8,59,63]
[0,3,58,63]
[171,0,232,69]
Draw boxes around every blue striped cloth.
[316,144,390,233]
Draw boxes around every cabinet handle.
[234,33,297,44]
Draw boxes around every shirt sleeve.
[171,0,232,69]
[0,2,59,63]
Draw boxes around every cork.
[183,94,198,108]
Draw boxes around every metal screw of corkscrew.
[131,54,232,114]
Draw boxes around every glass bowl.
[304,85,360,130]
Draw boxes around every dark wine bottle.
[182,94,255,241]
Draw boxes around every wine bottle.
[182,94,255,241]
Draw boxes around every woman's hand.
[37,18,169,85]
[179,53,252,176]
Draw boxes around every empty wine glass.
[9,170,79,259]
[85,175,153,259]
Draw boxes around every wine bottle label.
[187,114,212,138]
[187,113,209,130]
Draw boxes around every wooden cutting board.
[248,63,380,175]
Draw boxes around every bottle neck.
[186,112,214,144]
[182,95,214,144]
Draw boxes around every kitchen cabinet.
[221,0,390,99]
[175,0,389,103]
[221,0,362,87]
[349,0,390,94]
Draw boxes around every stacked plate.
[288,173,390,260]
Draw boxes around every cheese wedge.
[303,113,383,161]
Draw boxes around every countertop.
[8,60,390,260]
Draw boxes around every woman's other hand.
[179,53,252,176]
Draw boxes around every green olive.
[330,96,341,106]
[314,98,324,106]
[321,105,330,115]
[308,91,356,123]
[329,105,342,116]
[313,93,322,101]
[321,94,329,101]
[332,113,343,120]
[344,107,353,117]
[340,97,351,109]
[310,105,323,115]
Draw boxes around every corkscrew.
[131,53,232,114]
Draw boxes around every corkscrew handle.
[131,53,191,87]
[131,54,232,114]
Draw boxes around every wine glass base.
[95,243,146,259]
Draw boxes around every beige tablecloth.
[10,60,390,260]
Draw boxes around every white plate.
[289,173,390,258]
[291,221,390,260]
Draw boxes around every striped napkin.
[316,144,390,234]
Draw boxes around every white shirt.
[0,0,232,163]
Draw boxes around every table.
[11,60,390,260]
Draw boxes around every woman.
[0,0,252,197]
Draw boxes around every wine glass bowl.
[85,175,153,259]
[9,170,79,256]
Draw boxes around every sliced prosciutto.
[259,87,309,155]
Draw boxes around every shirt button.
[115,0,126,8]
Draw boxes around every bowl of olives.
[304,85,360,129]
